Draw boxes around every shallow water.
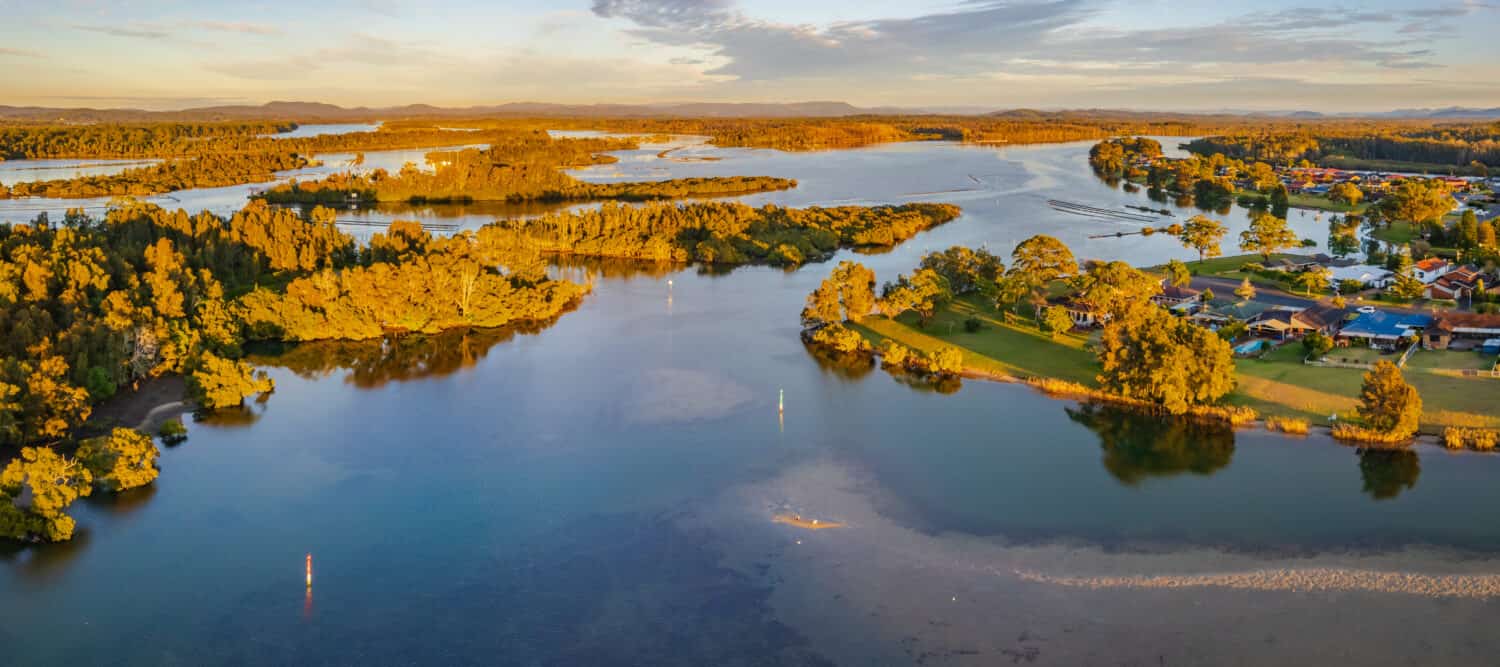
[3,136,1493,665]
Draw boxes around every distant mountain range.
[3,100,1499,123]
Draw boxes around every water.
[3,137,1498,665]
[0,157,162,182]
[265,122,383,139]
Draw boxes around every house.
[1425,313,1500,350]
[1424,267,1484,300]
[1267,257,1323,273]
[1247,304,1346,340]
[1329,265,1394,289]
[1413,258,1453,284]
[1048,296,1110,328]
[1151,284,1202,307]
[1192,300,1275,329]
[1337,311,1433,348]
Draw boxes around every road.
[1188,276,1440,315]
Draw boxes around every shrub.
[1265,416,1310,435]
[159,419,188,445]
[963,317,983,333]
[1331,422,1413,446]
[880,340,911,368]
[1443,427,1498,451]
[1302,331,1334,357]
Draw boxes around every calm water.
[2,136,1496,665]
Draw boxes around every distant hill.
[0,100,928,123]
[5,100,1499,124]
[1380,107,1500,119]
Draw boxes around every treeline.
[0,202,582,444]
[0,123,648,201]
[0,122,292,159]
[477,201,961,266]
[1187,124,1500,169]
[257,146,795,205]
[1,150,310,199]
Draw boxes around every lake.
[4,136,1497,666]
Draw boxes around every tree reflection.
[251,322,563,390]
[802,343,875,382]
[1357,448,1420,501]
[1066,403,1235,485]
[882,365,962,394]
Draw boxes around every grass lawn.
[851,296,1100,386]
[857,299,1500,433]
[1372,221,1418,245]
[1318,346,1400,366]
[1155,252,1308,276]
[1404,349,1499,373]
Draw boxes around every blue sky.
[1,0,1497,112]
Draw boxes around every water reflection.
[0,529,91,586]
[251,325,554,388]
[1066,403,1234,485]
[802,344,875,382]
[1357,448,1421,500]
[81,482,158,516]
[193,402,266,429]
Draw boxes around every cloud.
[0,47,42,59]
[70,19,279,42]
[195,21,280,36]
[71,23,173,39]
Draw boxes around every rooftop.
[1339,311,1434,340]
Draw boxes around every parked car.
[1357,306,1377,314]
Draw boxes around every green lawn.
[856,298,1500,433]
[852,296,1100,386]
[1405,349,1499,373]
[1155,252,1308,276]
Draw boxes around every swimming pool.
[1234,339,1270,355]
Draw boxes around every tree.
[1,447,92,542]
[919,246,1003,296]
[1302,331,1334,357]
[1040,305,1073,338]
[1456,210,1480,250]
[1382,178,1454,227]
[188,352,274,409]
[1295,267,1331,296]
[1387,267,1426,301]
[1357,361,1422,439]
[1234,277,1257,302]
[1096,305,1237,414]
[878,268,951,325]
[1005,235,1077,316]
[1073,260,1162,320]
[1178,215,1227,264]
[1239,212,1299,261]
[1164,259,1191,288]
[1328,182,1363,206]
[77,428,160,492]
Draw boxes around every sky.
[1,0,1498,113]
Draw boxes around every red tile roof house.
[1424,312,1500,350]
[1424,267,1483,300]
[1412,258,1454,284]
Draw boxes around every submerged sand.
[688,457,1500,666]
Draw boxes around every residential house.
[1048,296,1110,328]
[1425,313,1500,350]
[1329,265,1394,289]
[1424,267,1484,300]
[1413,258,1453,284]
[1247,304,1346,340]
[1151,284,1203,307]
[1268,257,1324,273]
[1337,311,1433,349]
[1191,300,1275,329]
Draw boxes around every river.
[3,136,1496,666]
